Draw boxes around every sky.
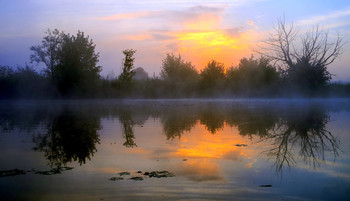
[1,0,350,81]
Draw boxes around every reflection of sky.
[1,102,350,200]
[1,0,350,81]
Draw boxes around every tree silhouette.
[115,49,137,96]
[199,60,225,95]
[30,29,64,79]
[118,49,136,84]
[257,18,344,94]
[226,56,280,96]
[56,31,101,95]
[30,29,101,96]
[160,53,199,97]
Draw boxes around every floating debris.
[109,170,175,182]
[35,167,74,175]
[109,177,124,181]
[130,177,143,181]
[259,185,272,187]
[119,171,130,176]
[148,171,175,178]
[235,144,248,147]
[0,169,26,177]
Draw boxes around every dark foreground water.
[0,99,350,201]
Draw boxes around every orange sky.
[122,11,260,71]
[173,15,259,70]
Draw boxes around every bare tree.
[258,18,343,69]
[257,18,344,92]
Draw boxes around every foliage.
[0,65,15,98]
[199,60,226,95]
[0,65,51,99]
[160,54,199,97]
[118,49,137,83]
[160,54,198,81]
[1,26,349,99]
[56,31,101,96]
[30,29,101,97]
[30,29,64,78]
[115,49,137,96]
[226,56,280,96]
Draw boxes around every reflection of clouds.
[222,150,241,161]
[149,147,178,159]
[177,159,224,182]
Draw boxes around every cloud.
[95,5,226,25]
[165,43,179,52]
[247,20,259,30]
[297,7,350,26]
[96,11,155,21]
[224,27,243,37]
[124,34,152,41]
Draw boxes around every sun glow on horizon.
[172,16,258,70]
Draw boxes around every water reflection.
[0,100,347,173]
[260,107,340,173]
[32,110,101,167]
[119,110,137,148]
[199,109,225,134]
[161,107,197,139]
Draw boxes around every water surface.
[0,99,350,201]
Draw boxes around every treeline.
[0,26,349,99]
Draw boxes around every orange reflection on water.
[177,159,224,182]
[175,122,250,160]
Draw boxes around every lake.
[0,99,350,201]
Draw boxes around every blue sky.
[1,0,350,81]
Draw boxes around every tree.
[30,29,64,79]
[199,60,225,95]
[160,54,198,82]
[160,54,199,96]
[56,31,101,95]
[257,18,344,94]
[226,56,280,95]
[30,29,101,96]
[118,49,136,83]
[115,49,137,96]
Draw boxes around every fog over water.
[0,99,350,200]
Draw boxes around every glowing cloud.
[169,15,258,69]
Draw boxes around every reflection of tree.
[226,107,278,138]
[199,110,225,134]
[260,107,340,173]
[33,111,101,168]
[119,111,137,148]
[161,110,197,139]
